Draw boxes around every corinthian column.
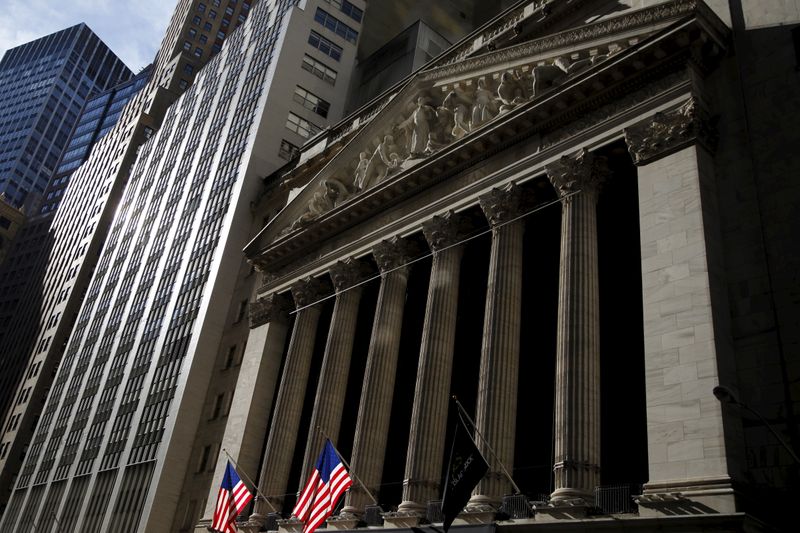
[335,237,416,523]
[468,185,525,510]
[546,149,607,504]
[254,277,328,514]
[397,212,464,516]
[299,259,371,488]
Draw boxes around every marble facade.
[198,1,798,532]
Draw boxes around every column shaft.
[341,239,413,517]
[399,213,464,513]
[547,150,605,502]
[471,190,524,505]
[254,279,326,514]
[299,260,369,487]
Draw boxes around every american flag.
[293,439,353,533]
[211,461,253,533]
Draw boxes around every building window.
[183,40,192,51]
[308,31,343,61]
[194,47,203,57]
[210,394,225,420]
[286,112,322,139]
[197,3,206,12]
[235,299,248,323]
[279,139,300,161]
[209,9,217,19]
[224,345,238,369]
[197,445,212,473]
[293,86,330,118]
[204,22,213,31]
[179,79,190,90]
[199,34,208,44]
[217,30,226,39]
[322,0,363,23]
[183,64,194,74]
[301,55,337,85]
[314,8,359,43]
[192,15,201,25]
[188,28,197,38]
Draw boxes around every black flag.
[441,414,489,532]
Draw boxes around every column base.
[277,516,305,533]
[193,518,212,532]
[458,505,497,525]
[382,508,426,528]
[327,515,360,530]
[636,476,738,517]
[533,499,592,521]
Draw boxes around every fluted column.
[398,212,464,514]
[338,237,416,519]
[469,185,525,509]
[546,149,607,503]
[298,259,371,488]
[254,277,329,514]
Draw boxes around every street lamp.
[713,385,800,465]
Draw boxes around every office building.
[0,198,26,267]
[39,66,153,215]
[0,0,259,517]
[0,24,132,207]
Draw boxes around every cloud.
[0,0,175,71]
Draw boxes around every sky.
[0,0,176,72]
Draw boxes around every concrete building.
[0,24,132,207]
[0,0,262,519]
[0,66,153,432]
[209,1,800,532]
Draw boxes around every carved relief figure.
[289,177,350,231]
[353,151,369,189]
[433,102,454,145]
[410,97,436,155]
[471,79,495,128]
[532,58,568,97]
[443,91,470,139]
[362,135,400,189]
[497,71,526,113]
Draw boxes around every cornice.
[421,0,723,84]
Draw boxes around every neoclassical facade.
[201,1,799,531]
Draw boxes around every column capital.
[479,184,524,227]
[372,236,416,274]
[290,277,330,309]
[624,97,718,166]
[422,211,463,251]
[329,258,372,292]
[249,293,291,329]
[545,148,609,202]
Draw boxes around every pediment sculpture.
[280,50,616,237]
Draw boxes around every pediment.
[247,0,727,272]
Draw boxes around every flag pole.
[315,426,379,506]
[452,397,522,495]
[222,448,279,513]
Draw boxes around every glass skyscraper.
[39,66,153,215]
[0,24,132,207]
